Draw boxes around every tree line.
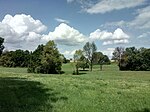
[112,47,150,71]
[1,36,150,74]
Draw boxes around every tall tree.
[40,40,62,74]
[112,47,124,69]
[83,42,97,71]
[0,37,4,56]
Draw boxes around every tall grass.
[0,64,150,112]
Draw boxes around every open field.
[0,64,150,112]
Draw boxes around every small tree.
[73,49,83,75]
[83,42,97,71]
[93,52,110,71]
[78,55,89,70]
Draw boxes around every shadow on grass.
[79,70,89,71]
[0,77,67,112]
[134,108,150,112]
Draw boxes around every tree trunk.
[100,64,102,71]
[76,64,79,75]
[90,62,92,71]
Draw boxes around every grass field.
[0,64,150,112]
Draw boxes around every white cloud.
[0,14,47,50]
[90,28,129,45]
[0,14,87,51]
[63,50,76,55]
[62,50,76,59]
[101,48,115,58]
[103,6,150,30]
[89,29,112,40]
[129,6,150,29]
[2,14,47,34]
[42,23,86,46]
[84,0,145,14]
[55,18,70,24]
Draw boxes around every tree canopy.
[113,47,150,71]
[83,42,97,71]
[28,40,62,74]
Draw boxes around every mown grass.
[0,64,150,112]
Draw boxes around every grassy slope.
[0,64,150,112]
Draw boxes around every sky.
[0,0,150,59]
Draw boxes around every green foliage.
[27,45,44,73]
[28,41,62,74]
[0,50,30,67]
[0,51,13,67]
[83,42,97,71]
[73,49,83,75]
[78,55,89,70]
[112,47,124,62]
[93,52,110,70]
[114,47,150,71]
[0,37,4,56]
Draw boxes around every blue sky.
[0,0,150,58]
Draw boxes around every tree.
[0,50,31,67]
[78,55,89,70]
[0,37,4,56]
[28,41,62,74]
[93,52,110,71]
[83,42,97,71]
[11,50,30,67]
[112,47,125,70]
[28,44,44,72]
[0,51,14,67]
[113,47,150,71]
[73,49,83,75]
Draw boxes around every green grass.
[0,64,150,112]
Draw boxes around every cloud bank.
[0,14,87,50]
[89,28,129,45]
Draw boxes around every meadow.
[0,64,150,112]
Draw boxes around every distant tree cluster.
[0,38,63,74]
[0,50,30,67]
[73,42,110,74]
[112,47,150,71]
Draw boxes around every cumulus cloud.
[55,18,69,24]
[90,28,129,45]
[42,23,86,46]
[2,14,47,34]
[0,14,47,50]
[0,14,87,51]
